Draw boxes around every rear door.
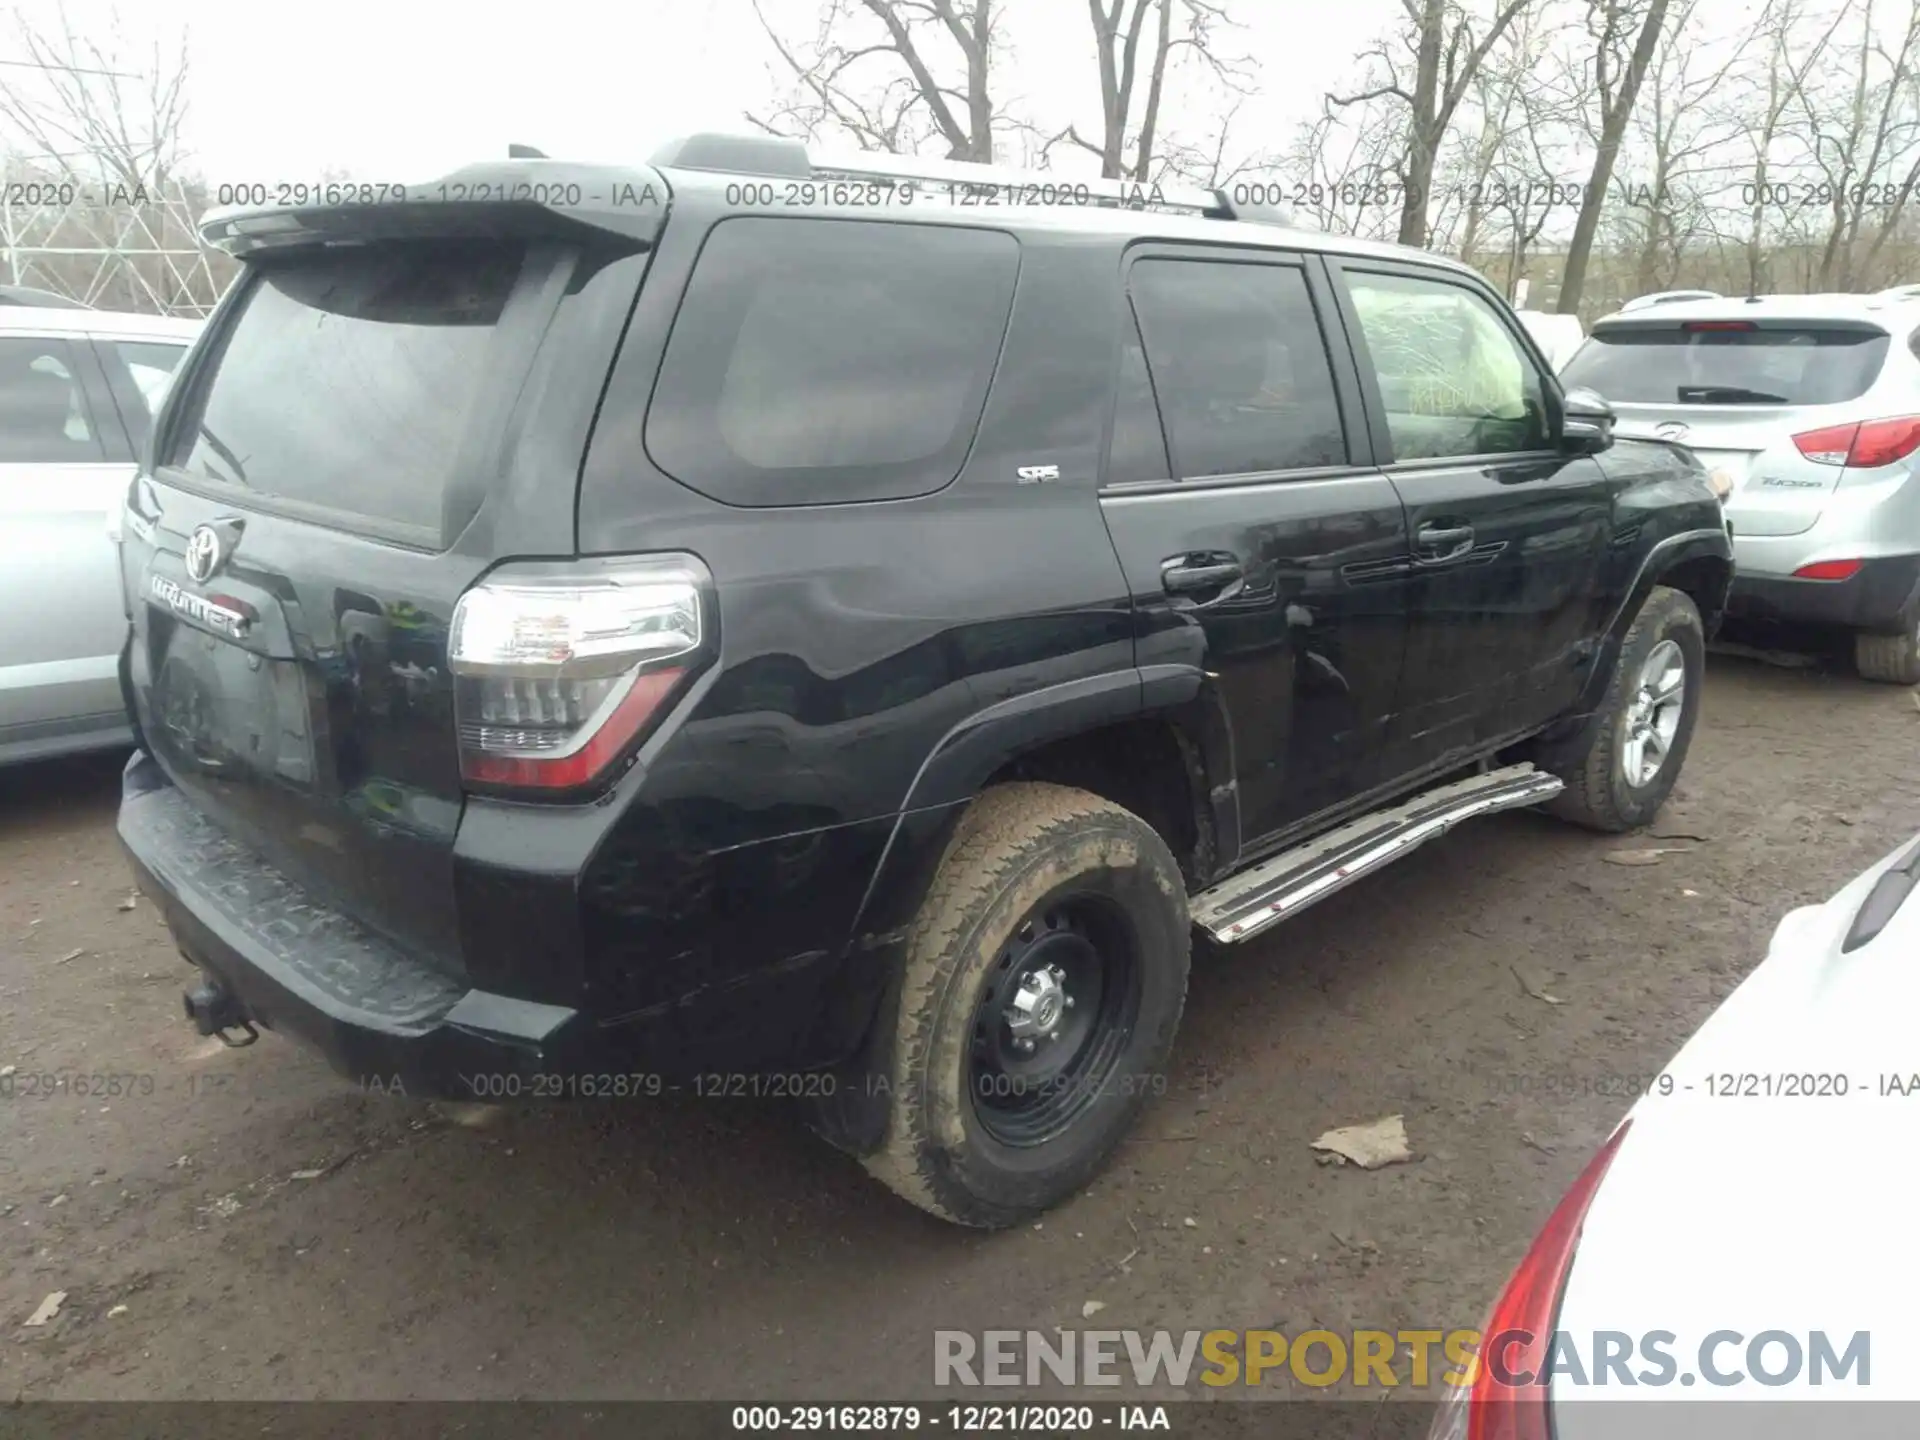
[0,331,133,748]
[1329,261,1614,774]
[1097,246,1410,850]
[1561,317,1894,537]
[122,223,651,972]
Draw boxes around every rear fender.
[805,666,1237,1154]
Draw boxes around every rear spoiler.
[1590,314,1892,339]
[198,160,670,258]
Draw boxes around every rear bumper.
[1724,553,1920,631]
[117,750,600,1100]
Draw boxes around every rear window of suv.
[162,239,526,539]
[645,217,1020,507]
[1562,322,1891,405]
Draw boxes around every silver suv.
[0,305,199,763]
[1562,291,1920,682]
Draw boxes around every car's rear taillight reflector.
[1793,416,1920,468]
[1793,559,1865,581]
[448,555,711,795]
[1681,320,1755,331]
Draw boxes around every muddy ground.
[2,651,1916,1410]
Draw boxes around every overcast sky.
[3,0,1401,185]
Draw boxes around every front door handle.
[1414,523,1475,564]
[1161,554,1245,596]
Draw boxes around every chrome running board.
[1189,763,1564,945]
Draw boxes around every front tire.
[862,783,1189,1228]
[1547,585,1704,833]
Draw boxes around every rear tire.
[862,783,1189,1229]
[1854,622,1920,685]
[1547,585,1705,833]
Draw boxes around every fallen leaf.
[1081,1300,1106,1319]
[1603,847,1689,867]
[1511,966,1565,1006]
[1311,1114,1412,1170]
[24,1291,66,1327]
[56,947,83,963]
[107,1304,128,1319]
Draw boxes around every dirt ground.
[3,649,1917,1406]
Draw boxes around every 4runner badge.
[1016,464,1060,485]
[151,574,250,638]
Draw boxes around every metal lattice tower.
[0,169,232,316]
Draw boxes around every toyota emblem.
[184,525,225,584]
[1655,421,1691,442]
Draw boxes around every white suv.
[1562,291,1920,682]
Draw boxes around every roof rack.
[647,132,1293,226]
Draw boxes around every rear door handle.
[1414,523,1475,563]
[1161,554,1245,596]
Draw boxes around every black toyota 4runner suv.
[115,135,1732,1228]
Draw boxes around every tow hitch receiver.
[183,975,259,1047]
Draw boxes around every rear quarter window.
[645,217,1020,507]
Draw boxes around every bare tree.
[1620,0,1746,292]
[1060,0,1245,179]
[1555,0,1678,314]
[748,0,1000,161]
[0,3,190,191]
[1731,0,1849,294]
[1797,0,1920,286]
[1331,0,1538,247]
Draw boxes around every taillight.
[1793,559,1865,581]
[1792,416,1920,468]
[1427,1120,1632,1440]
[448,554,711,794]
[1681,319,1755,331]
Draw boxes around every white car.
[1562,291,1920,684]
[1515,309,1586,370]
[0,306,201,764]
[1431,829,1920,1437]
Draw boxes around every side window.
[0,336,104,463]
[1105,309,1171,484]
[1344,271,1548,462]
[113,340,190,417]
[646,217,1021,507]
[1128,258,1346,479]
[97,339,191,454]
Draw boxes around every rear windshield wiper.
[1676,385,1789,404]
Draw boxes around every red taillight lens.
[1793,416,1920,468]
[1846,415,1920,468]
[1681,320,1755,331]
[1792,559,1865,581]
[1792,422,1858,466]
[1428,1120,1631,1440]
[448,555,710,794]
